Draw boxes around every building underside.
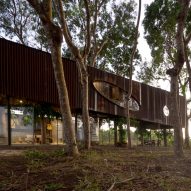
[0,38,187,145]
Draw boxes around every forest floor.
[0,145,191,191]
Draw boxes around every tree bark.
[27,0,79,156]
[126,0,141,149]
[170,76,184,157]
[81,71,91,149]
[48,27,79,155]
[126,104,131,149]
[57,0,91,149]
[185,115,190,148]
[166,0,189,158]
[184,40,190,148]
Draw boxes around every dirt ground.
[0,145,191,191]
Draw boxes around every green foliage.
[50,149,65,158]
[22,115,32,126]
[75,175,101,191]
[138,0,179,84]
[97,1,141,76]
[118,128,127,144]
[24,150,47,160]
[62,0,140,76]
[34,103,61,121]
[44,183,65,191]
[0,0,45,48]
[99,129,114,145]
[134,126,150,141]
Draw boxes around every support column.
[108,119,111,144]
[114,120,118,146]
[163,128,167,147]
[157,124,161,147]
[41,117,46,144]
[7,97,11,146]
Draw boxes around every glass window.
[93,81,139,111]
[0,107,8,145]
[11,107,34,144]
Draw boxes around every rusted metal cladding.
[0,38,79,109]
[0,38,186,127]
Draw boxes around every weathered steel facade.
[0,38,186,128]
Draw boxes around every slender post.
[57,118,58,145]
[108,120,110,144]
[114,120,118,146]
[164,128,167,147]
[7,97,11,146]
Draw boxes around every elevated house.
[0,38,186,145]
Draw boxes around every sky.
[136,0,153,62]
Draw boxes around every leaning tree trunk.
[49,28,79,155]
[170,76,184,157]
[27,0,79,156]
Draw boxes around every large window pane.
[0,107,8,145]
[11,107,34,144]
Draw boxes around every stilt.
[7,97,11,146]
[163,128,167,147]
[114,120,118,146]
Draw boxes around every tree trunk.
[126,104,132,149]
[81,73,91,149]
[185,115,190,148]
[170,76,184,157]
[166,0,189,158]
[125,0,141,149]
[50,39,79,155]
[27,0,79,156]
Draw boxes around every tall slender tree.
[166,0,190,157]
[126,0,141,149]
[27,0,79,156]
[143,0,191,157]
[55,0,138,149]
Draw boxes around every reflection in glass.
[50,119,63,144]
[0,107,8,145]
[93,81,139,111]
[11,107,34,144]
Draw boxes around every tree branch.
[91,39,108,67]
[128,0,141,98]
[56,0,81,59]
[83,0,91,58]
